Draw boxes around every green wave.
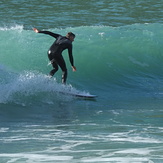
[0,23,163,100]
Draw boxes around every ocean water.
[0,0,163,162]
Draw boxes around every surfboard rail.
[57,91,97,99]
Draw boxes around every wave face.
[0,23,163,105]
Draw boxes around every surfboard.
[71,93,97,99]
[44,76,97,99]
[58,91,97,99]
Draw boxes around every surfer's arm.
[33,28,60,38]
[68,45,76,71]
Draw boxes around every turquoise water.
[1,0,163,28]
[0,0,163,162]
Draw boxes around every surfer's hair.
[66,32,75,38]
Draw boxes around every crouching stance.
[33,28,76,84]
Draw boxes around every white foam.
[110,136,162,143]
[0,128,9,132]
[114,148,152,155]
[0,153,73,162]
[81,157,149,162]
[0,25,24,31]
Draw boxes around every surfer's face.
[69,36,75,42]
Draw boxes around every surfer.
[33,28,76,84]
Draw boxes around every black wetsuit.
[38,31,74,84]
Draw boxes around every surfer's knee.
[50,68,58,76]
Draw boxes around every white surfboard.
[71,93,97,98]
[58,91,97,99]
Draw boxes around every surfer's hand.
[33,28,39,33]
[72,66,76,72]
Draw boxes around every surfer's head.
[66,32,75,42]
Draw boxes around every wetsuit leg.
[47,51,59,76]
[55,55,67,84]
[50,61,59,76]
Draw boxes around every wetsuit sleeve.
[38,31,60,38]
[68,44,74,67]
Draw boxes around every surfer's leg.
[61,69,67,84]
[47,50,53,61]
[57,56,67,84]
[50,60,58,76]
[47,51,59,77]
